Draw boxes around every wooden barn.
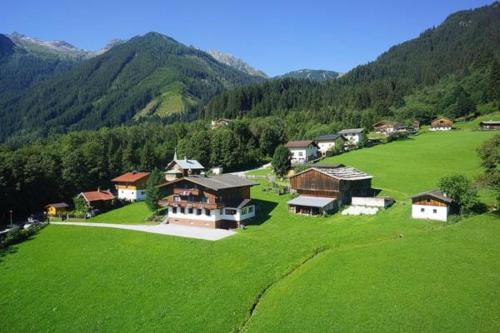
[430,117,453,131]
[288,165,373,215]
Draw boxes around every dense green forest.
[0,118,291,223]
[0,32,263,143]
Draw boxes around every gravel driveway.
[50,222,235,241]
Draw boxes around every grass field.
[88,202,155,224]
[0,127,498,332]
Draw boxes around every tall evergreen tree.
[145,168,164,213]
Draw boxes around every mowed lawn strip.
[0,128,498,332]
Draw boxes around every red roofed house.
[78,189,116,211]
[112,171,150,201]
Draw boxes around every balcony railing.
[173,188,200,196]
[161,197,219,210]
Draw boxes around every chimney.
[184,155,188,161]
[97,187,101,192]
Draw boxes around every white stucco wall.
[167,205,255,222]
[343,133,363,146]
[411,204,449,222]
[118,189,146,201]
[289,146,318,164]
[317,141,336,155]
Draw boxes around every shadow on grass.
[245,199,278,226]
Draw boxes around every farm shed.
[411,190,453,222]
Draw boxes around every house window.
[174,196,180,202]
[172,207,177,214]
[433,209,437,214]
[180,207,185,214]
[298,152,304,157]
[188,208,193,214]
[205,209,211,216]
[420,208,425,212]
[248,206,254,213]
[225,209,237,215]
[427,198,431,203]
[196,209,202,215]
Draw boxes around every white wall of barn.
[411,204,449,221]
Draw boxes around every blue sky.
[1,0,492,76]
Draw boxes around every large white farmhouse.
[411,190,453,222]
[338,128,365,149]
[285,140,319,164]
[315,134,343,156]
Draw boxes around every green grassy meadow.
[0,127,498,332]
[89,202,155,224]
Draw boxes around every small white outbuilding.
[411,190,453,222]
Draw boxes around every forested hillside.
[0,34,81,101]
[0,32,264,142]
[276,69,340,81]
[204,3,500,124]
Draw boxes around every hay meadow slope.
[0,127,498,332]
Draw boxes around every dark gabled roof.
[45,202,69,209]
[315,133,341,141]
[411,190,453,204]
[164,174,257,191]
[338,128,364,134]
[286,140,315,148]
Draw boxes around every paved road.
[230,162,271,177]
[50,222,235,241]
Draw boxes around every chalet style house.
[430,117,453,131]
[78,189,116,211]
[373,120,405,136]
[286,140,319,164]
[211,118,232,129]
[112,171,150,201]
[159,174,257,229]
[165,152,205,181]
[479,120,500,130]
[315,134,343,156]
[411,190,453,222]
[288,165,373,215]
[338,128,365,149]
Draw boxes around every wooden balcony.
[161,197,219,210]
[173,187,200,196]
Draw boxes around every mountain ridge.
[207,49,268,78]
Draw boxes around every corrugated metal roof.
[313,166,372,180]
[287,195,336,208]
